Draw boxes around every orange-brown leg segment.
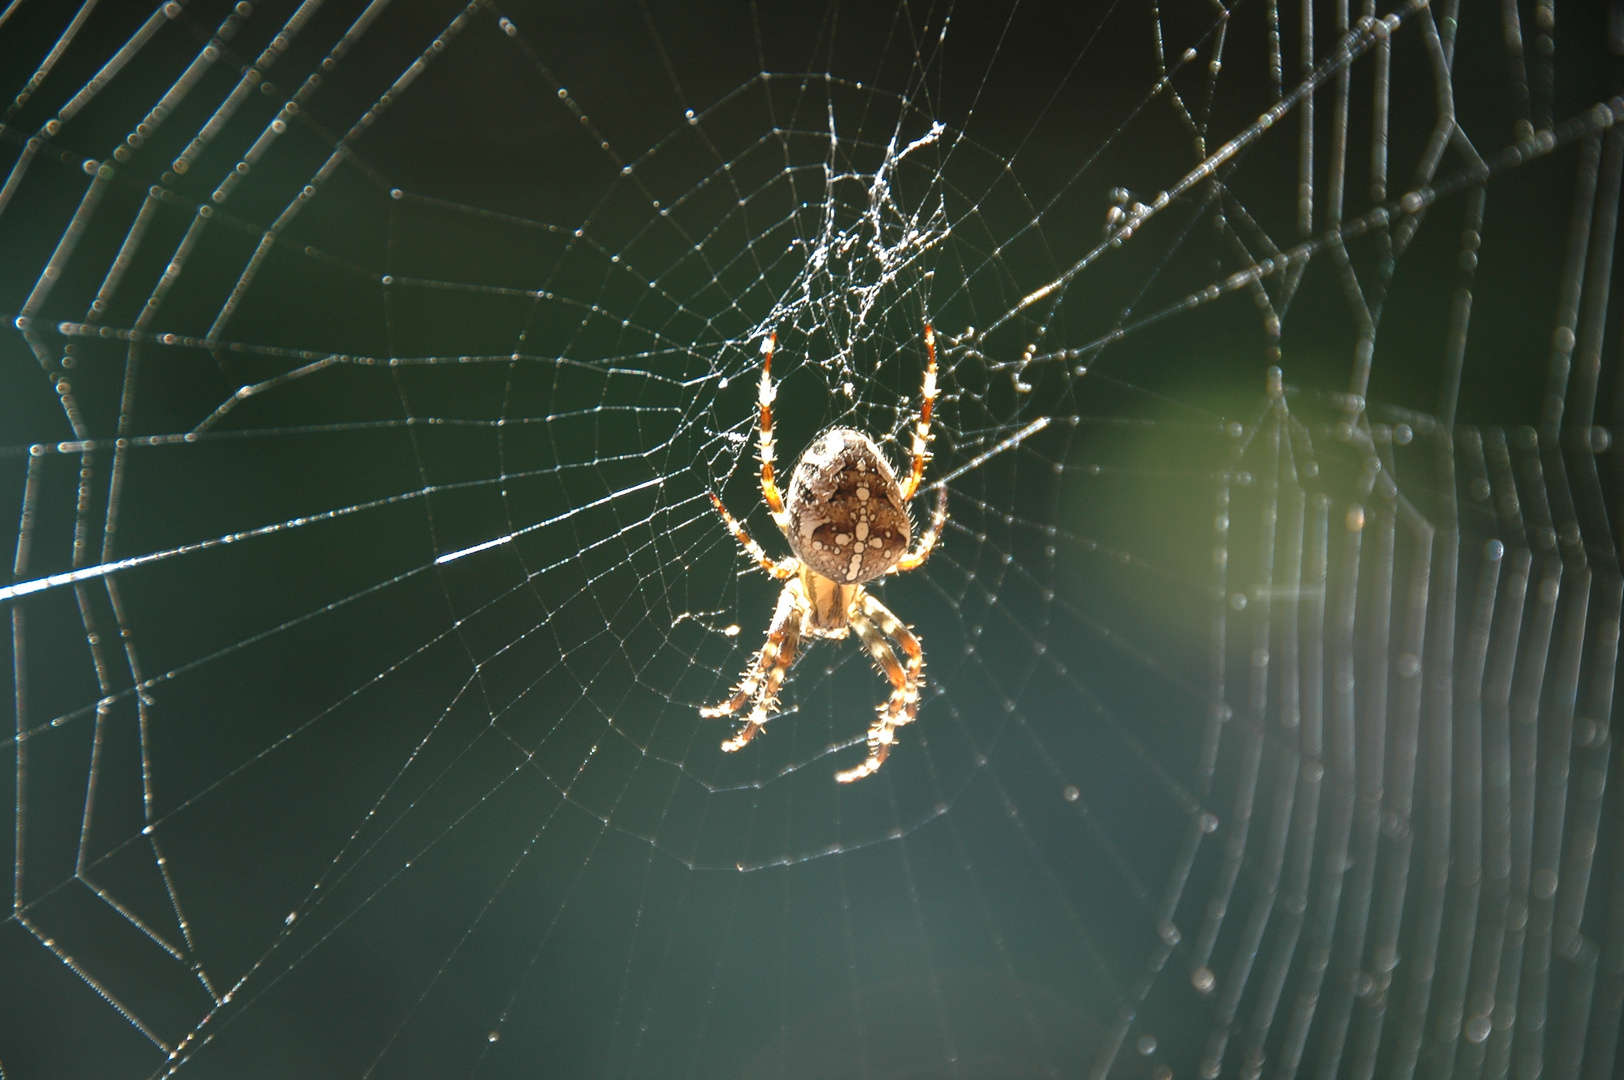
[835,594,925,783]
[756,331,788,529]
[892,484,948,574]
[708,492,791,580]
[704,577,807,753]
[898,321,939,503]
[721,614,801,752]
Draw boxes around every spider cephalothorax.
[701,323,947,782]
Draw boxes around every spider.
[702,322,948,783]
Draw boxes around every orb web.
[1,2,1620,1079]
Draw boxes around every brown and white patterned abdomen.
[785,428,911,584]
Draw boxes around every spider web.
[2,1,1622,1077]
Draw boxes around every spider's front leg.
[702,576,808,753]
[835,592,925,784]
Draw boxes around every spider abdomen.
[785,427,911,584]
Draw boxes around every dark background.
[2,2,1621,1078]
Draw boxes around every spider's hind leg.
[756,331,790,530]
[898,321,940,503]
[892,484,948,574]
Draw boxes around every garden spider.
[702,323,948,783]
